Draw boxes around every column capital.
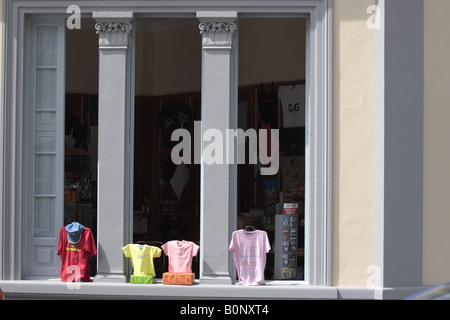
[93,12,134,48]
[197,11,238,49]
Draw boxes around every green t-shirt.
[122,244,161,277]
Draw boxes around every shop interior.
[63,17,306,281]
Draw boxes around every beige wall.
[423,0,450,286]
[330,0,450,288]
[330,0,450,287]
[332,0,375,287]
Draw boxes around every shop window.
[237,18,307,281]
[132,19,201,278]
[5,1,330,288]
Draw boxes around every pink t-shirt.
[162,240,199,273]
[229,229,271,285]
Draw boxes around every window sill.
[0,279,338,300]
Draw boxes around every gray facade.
[0,0,425,300]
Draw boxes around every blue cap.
[65,222,85,244]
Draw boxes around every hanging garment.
[65,115,87,148]
[280,127,305,157]
[122,244,162,278]
[257,82,279,130]
[229,229,271,285]
[162,240,199,274]
[281,156,305,202]
[278,84,306,128]
[87,97,98,126]
[57,222,97,282]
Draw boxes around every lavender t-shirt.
[229,230,271,285]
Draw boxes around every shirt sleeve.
[56,227,64,256]
[264,231,271,253]
[228,232,236,252]
[122,244,130,258]
[161,242,168,255]
[152,246,162,258]
[192,242,199,257]
[277,86,286,106]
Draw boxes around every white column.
[197,11,238,284]
[93,12,134,282]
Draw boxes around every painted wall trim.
[374,0,424,295]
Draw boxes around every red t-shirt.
[57,227,97,282]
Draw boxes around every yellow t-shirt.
[122,244,162,276]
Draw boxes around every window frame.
[1,0,332,293]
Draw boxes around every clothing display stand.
[162,272,195,285]
[130,274,154,284]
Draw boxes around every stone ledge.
[1,280,423,300]
[0,280,338,300]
